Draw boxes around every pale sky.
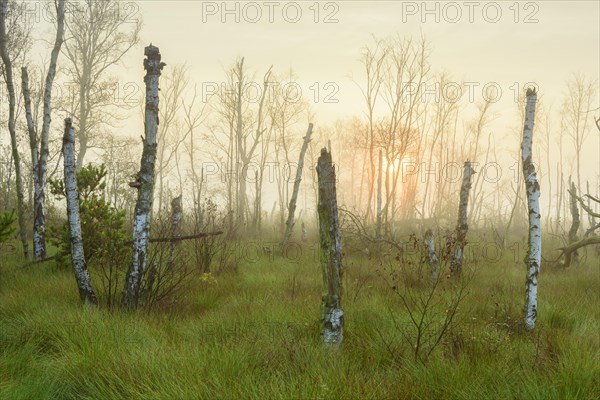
[3,0,599,217]
[128,0,600,188]
[17,0,600,144]
[130,0,599,124]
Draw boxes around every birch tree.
[62,118,97,304]
[0,0,30,258]
[424,229,439,282]
[521,88,541,331]
[21,0,65,260]
[566,181,580,264]
[556,188,600,266]
[466,95,495,226]
[376,149,382,238]
[281,123,313,250]
[378,36,428,227]
[421,73,461,220]
[235,59,271,227]
[356,36,429,229]
[155,64,188,211]
[451,161,474,277]
[317,148,344,348]
[355,38,387,223]
[168,195,183,269]
[207,58,272,230]
[182,85,208,215]
[61,0,142,169]
[122,44,165,309]
[561,74,597,192]
[269,70,308,232]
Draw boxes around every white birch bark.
[451,161,475,276]
[122,44,165,309]
[317,148,343,348]
[282,123,313,250]
[63,118,97,304]
[521,88,541,331]
[21,0,64,260]
[424,229,439,282]
[21,68,41,251]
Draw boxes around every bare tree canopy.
[61,0,142,168]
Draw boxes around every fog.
[2,0,599,229]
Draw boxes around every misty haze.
[0,1,599,399]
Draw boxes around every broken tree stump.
[122,44,165,309]
[316,147,344,348]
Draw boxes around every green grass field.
[0,237,598,400]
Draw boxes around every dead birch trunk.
[301,221,308,242]
[376,149,383,238]
[568,181,580,243]
[564,181,580,267]
[282,123,313,251]
[0,1,29,259]
[424,229,439,281]
[521,88,541,331]
[168,195,183,268]
[63,118,97,304]
[316,148,343,348]
[451,161,474,277]
[122,44,165,309]
[556,167,563,232]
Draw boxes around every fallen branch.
[123,231,223,246]
[553,236,600,268]
[20,231,225,268]
[556,236,600,255]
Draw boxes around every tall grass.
[0,236,598,399]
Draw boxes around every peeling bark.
[22,68,42,254]
[122,44,165,309]
[521,88,541,331]
[63,118,97,304]
[21,0,65,260]
[317,148,344,348]
[424,229,439,282]
[282,123,313,250]
[451,161,474,277]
